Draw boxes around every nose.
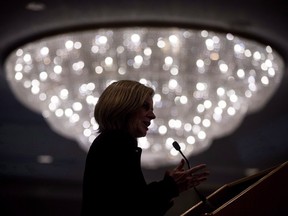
[149,110,156,119]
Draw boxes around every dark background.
[0,1,287,215]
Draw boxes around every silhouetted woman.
[81,80,209,216]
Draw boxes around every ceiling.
[0,0,287,215]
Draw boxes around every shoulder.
[89,130,137,151]
[96,130,133,143]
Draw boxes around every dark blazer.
[81,130,179,216]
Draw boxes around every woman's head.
[94,80,155,137]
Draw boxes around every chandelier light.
[4,27,284,168]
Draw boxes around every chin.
[137,131,147,138]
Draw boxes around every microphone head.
[172,141,181,151]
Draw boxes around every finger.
[187,176,207,188]
[192,181,200,187]
[191,171,210,178]
[175,159,185,170]
[187,164,207,174]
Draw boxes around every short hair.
[94,80,155,132]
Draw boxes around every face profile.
[127,95,156,138]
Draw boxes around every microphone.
[172,141,215,212]
[172,141,190,169]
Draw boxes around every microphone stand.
[172,141,215,212]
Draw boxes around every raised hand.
[166,159,210,193]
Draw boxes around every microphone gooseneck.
[172,141,215,212]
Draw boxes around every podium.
[181,161,288,216]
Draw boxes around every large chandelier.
[4,27,284,168]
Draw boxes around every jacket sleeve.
[140,174,179,215]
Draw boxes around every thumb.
[175,159,185,170]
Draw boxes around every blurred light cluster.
[5,27,284,168]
